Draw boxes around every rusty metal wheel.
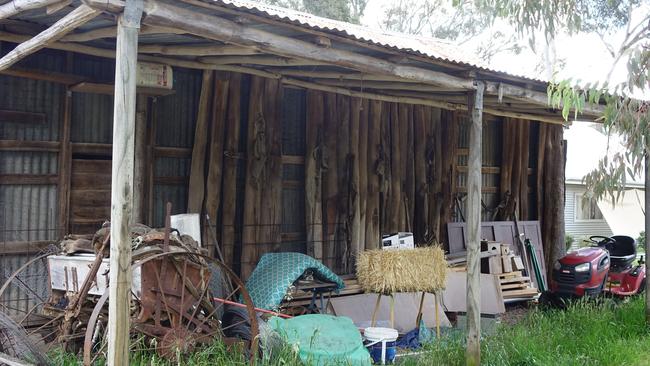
[83,251,258,365]
[0,248,60,363]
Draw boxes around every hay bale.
[356,247,447,294]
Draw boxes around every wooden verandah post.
[466,81,484,366]
[643,152,650,326]
[107,0,143,364]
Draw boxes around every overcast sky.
[359,0,649,89]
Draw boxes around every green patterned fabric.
[269,314,371,366]
[245,252,345,311]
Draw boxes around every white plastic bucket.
[364,327,399,364]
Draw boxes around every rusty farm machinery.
[0,222,258,365]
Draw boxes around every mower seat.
[608,235,637,269]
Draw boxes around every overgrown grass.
[54,297,650,365]
[401,296,650,366]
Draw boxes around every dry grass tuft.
[356,246,447,294]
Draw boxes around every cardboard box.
[381,232,415,250]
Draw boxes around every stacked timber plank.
[446,242,539,303]
[498,271,539,300]
[281,276,364,311]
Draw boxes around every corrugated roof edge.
[206,0,549,85]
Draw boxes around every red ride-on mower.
[550,235,646,298]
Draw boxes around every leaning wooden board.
[442,270,506,314]
[446,221,547,287]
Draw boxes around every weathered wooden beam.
[46,0,72,15]
[0,174,58,184]
[466,81,484,366]
[274,70,423,83]
[0,66,85,84]
[0,5,100,71]
[0,0,62,19]
[107,0,142,364]
[0,31,115,57]
[201,55,327,66]
[61,24,183,42]
[0,109,46,124]
[0,139,59,151]
[312,78,465,92]
[139,43,260,56]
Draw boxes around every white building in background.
[564,123,645,246]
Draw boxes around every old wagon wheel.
[0,249,60,363]
[83,251,259,365]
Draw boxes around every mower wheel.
[637,278,646,294]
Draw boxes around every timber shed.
[0,0,605,280]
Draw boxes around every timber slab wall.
[0,50,563,278]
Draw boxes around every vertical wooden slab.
[58,89,72,236]
[439,110,458,246]
[348,97,362,272]
[358,99,369,251]
[187,70,214,213]
[221,73,242,268]
[365,100,382,250]
[204,74,230,257]
[133,94,148,224]
[405,104,415,233]
[379,102,392,235]
[305,90,324,260]
[322,92,339,269]
[536,122,548,222]
[518,120,530,220]
[413,105,428,243]
[389,103,401,233]
[337,94,351,273]
[429,107,443,244]
[260,78,283,254]
[241,76,265,279]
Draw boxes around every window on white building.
[575,193,604,221]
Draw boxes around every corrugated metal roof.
[206,0,546,83]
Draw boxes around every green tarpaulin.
[269,314,371,366]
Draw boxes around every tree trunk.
[541,124,565,281]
